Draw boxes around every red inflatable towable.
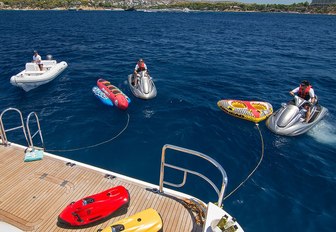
[58,185,129,227]
[97,79,129,110]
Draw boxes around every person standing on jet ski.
[132,58,149,86]
[289,80,317,123]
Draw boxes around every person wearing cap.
[33,50,43,71]
[289,80,316,123]
[132,58,148,86]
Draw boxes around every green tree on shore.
[1,0,335,14]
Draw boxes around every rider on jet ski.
[289,80,316,123]
[132,58,149,86]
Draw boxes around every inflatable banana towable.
[97,208,163,232]
[92,86,114,107]
[97,79,131,110]
[218,100,273,123]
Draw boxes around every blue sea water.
[0,10,336,232]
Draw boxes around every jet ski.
[128,71,157,100]
[266,95,328,136]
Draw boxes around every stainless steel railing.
[26,112,45,151]
[0,108,44,150]
[159,144,228,207]
[0,107,29,146]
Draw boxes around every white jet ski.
[128,71,157,100]
[266,95,328,136]
[10,55,67,92]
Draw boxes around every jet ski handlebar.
[293,95,314,107]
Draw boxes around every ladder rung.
[5,125,24,133]
[31,130,39,139]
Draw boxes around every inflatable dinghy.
[10,58,67,91]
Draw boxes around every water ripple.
[0,11,335,232]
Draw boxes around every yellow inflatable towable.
[218,100,273,123]
[97,208,163,232]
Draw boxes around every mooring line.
[223,123,264,201]
[46,113,130,153]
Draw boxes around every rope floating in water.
[223,123,264,201]
[46,113,130,153]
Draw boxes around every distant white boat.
[10,57,67,92]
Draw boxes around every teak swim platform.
[0,108,244,232]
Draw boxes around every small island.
[0,0,335,14]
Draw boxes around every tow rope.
[46,113,130,153]
[223,123,264,201]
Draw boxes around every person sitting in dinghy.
[132,58,149,86]
[289,80,316,123]
[33,50,43,71]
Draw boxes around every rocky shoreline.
[1,1,335,15]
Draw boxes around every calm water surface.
[0,11,335,232]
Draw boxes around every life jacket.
[298,84,312,100]
[137,62,146,71]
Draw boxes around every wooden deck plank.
[39,170,111,232]
[0,144,203,232]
